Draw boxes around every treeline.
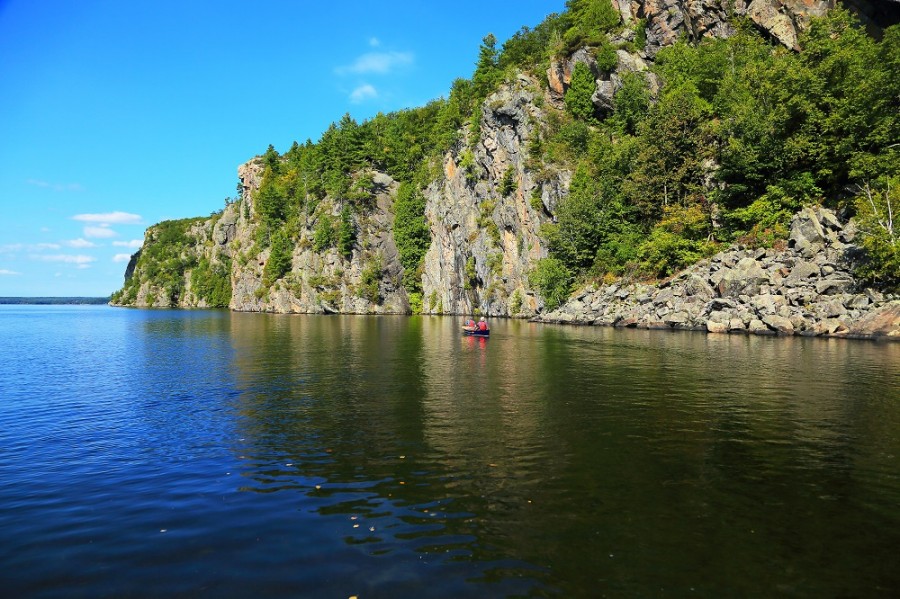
[0,297,110,305]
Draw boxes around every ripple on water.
[2,309,900,597]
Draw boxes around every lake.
[1,305,898,597]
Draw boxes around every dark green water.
[1,306,898,597]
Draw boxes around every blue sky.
[0,0,565,297]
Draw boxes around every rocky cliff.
[112,0,899,338]
[114,73,567,316]
[420,74,561,317]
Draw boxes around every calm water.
[1,305,899,598]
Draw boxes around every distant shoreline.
[0,297,110,305]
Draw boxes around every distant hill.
[0,297,110,305]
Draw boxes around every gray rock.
[784,261,820,286]
[816,276,853,296]
[716,257,769,298]
[707,320,728,333]
[729,318,747,332]
[762,314,795,334]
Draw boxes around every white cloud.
[33,254,96,267]
[369,37,381,47]
[336,51,413,75]
[72,211,142,225]
[113,239,143,248]
[112,253,132,263]
[0,269,21,275]
[0,244,24,253]
[27,179,84,192]
[84,225,117,238]
[35,243,61,250]
[65,238,97,248]
[350,84,378,103]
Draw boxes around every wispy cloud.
[72,211,142,225]
[84,225,117,239]
[27,179,84,192]
[112,253,132,263]
[113,239,143,249]
[336,51,414,75]
[369,37,381,47]
[0,269,21,276]
[32,254,96,269]
[65,238,98,248]
[3,242,63,253]
[350,84,378,103]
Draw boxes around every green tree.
[191,257,232,307]
[854,175,900,289]
[611,71,650,135]
[393,183,431,290]
[562,0,621,51]
[565,62,597,121]
[472,34,501,97]
[313,213,336,252]
[255,173,288,227]
[263,144,280,173]
[625,82,713,222]
[339,206,355,259]
[262,228,292,286]
[529,258,573,310]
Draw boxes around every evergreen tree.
[565,62,597,121]
[393,183,431,290]
[472,34,501,97]
[262,228,292,286]
[338,206,355,259]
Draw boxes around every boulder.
[747,0,800,50]
[715,257,769,298]
[749,319,773,334]
[848,302,900,339]
[729,318,747,332]
[762,314,795,335]
[784,261,820,286]
[707,320,728,333]
[789,207,828,257]
[815,276,854,296]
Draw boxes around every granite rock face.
[536,207,899,340]
[420,75,563,317]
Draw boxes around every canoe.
[462,327,490,337]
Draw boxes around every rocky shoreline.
[534,207,900,340]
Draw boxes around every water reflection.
[224,314,900,596]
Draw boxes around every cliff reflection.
[223,313,900,595]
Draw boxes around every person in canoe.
[463,317,490,335]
